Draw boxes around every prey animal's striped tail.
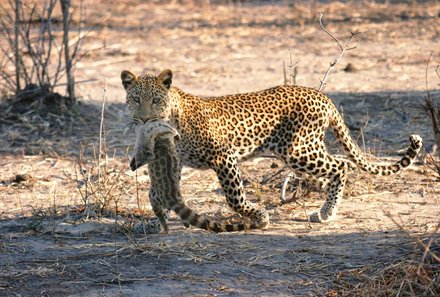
[170,201,269,232]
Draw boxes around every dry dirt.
[1,1,440,296]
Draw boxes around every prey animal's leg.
[133,186,169,234]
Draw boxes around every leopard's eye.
[152,97,160,104]
[132,96,140,103]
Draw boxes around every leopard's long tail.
[329,105,423,175]
[170,201,269,233]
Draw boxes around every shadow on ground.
[0,214,434,297]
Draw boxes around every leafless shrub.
[74,81,123,217]
[75,151,124,218]
[0,0,86,102]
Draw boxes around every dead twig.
[318,13,361,91]
[417,221,440,275]
[284,42,298,86]
[98,78,107,188]
[436,64,440,82]
[14,0,21,92]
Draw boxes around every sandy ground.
[0,1,440,296]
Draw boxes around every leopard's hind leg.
[282,148,348,223]
[309,156,348,222]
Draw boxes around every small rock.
[13,173,34,183]
[270,162,279,168]
[343,63,358,73]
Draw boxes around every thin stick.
[283,61,287,85]
[299,198,313,229]
[61,0,75,101]
[288,41,298,86]
[41,0,56,89]
[98,78,108,188]
[135,166,147,236]
[14,0,21,92]
[417,221,440,275]
[436,64,440,82]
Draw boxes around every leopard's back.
[174,85,333,159]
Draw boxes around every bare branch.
[21,3,45,87]
[0,0,90,97]
[69,1,85,62]
[287,41,298,86]
[51,38,65,89]
[52,13,108,87]
[14,0,21,92]
[61,0,75,101]
[425,51,433,93]
[40,0,57,90]
[346,31,361,50]
[318,14,361,92]
[0,56,16,92]
[436,64,440,83]
[319,13,342,51]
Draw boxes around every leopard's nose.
[139,116,150,124]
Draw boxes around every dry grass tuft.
[333,219,440,297]
[74,81,126,218]
[74,151,124,218]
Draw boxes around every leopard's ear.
[121,70,137,90]
[157,69,173,90]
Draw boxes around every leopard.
[131,120,269,233]
[121,69,423,224]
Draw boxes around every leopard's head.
[121,69,173,123]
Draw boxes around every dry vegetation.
[0,1,439,296]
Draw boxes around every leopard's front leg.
[213,154,269,227]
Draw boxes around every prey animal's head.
[130,121,180,171]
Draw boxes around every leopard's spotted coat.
[122,69,422,223]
